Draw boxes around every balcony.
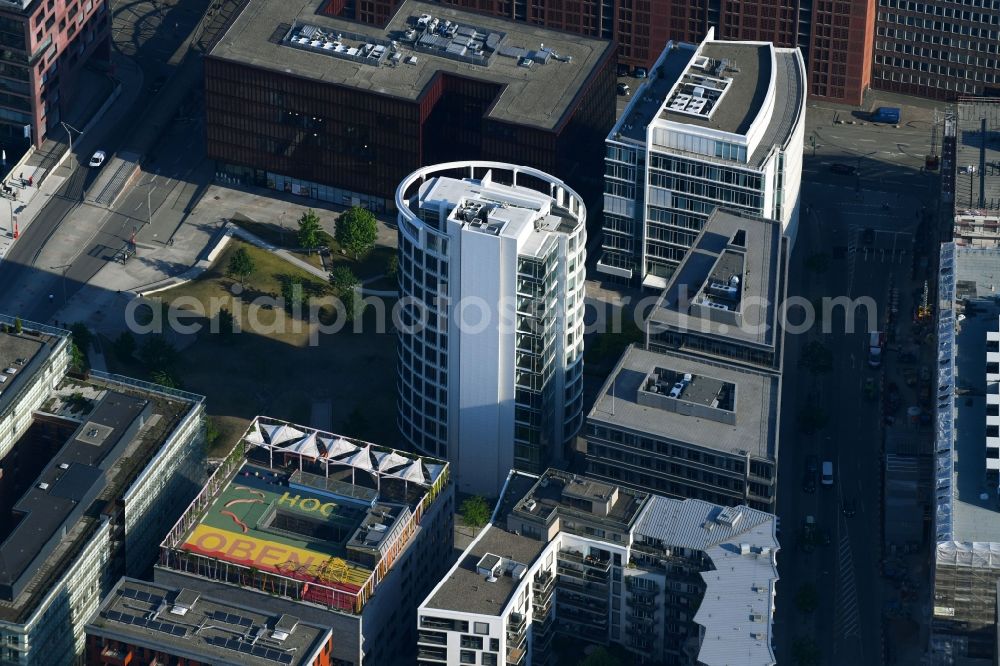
[417,646,448,662]
[533,591,553,616]
[533,570,555,598]
[628,592,657,608]
[558,549,612,572]
[506,646,526,666]
[417,631,447,646]
[626,623,656,637]
[557,575,608,598]
[557,561,610,583]
[99,645,131,665]
[560,609,607,630]
[508,611,527,633]
[559,591,608,616]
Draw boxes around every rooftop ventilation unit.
[717,506,743,527]
[476,553,503,578]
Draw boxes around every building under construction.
[944,99,1000,247]
[931,243,1000,663]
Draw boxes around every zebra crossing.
[836,526,861,639]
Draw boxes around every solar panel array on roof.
[120,588,164,605]
[205,635,294,664]
[213,610,255,628]
[104,610,187,637]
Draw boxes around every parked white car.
[89,150,106,168]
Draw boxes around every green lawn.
[229,215,394,279]
[108,239,401,456]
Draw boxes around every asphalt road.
[775,102,939,665]
[0,0,214,325]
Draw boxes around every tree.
[205,417,223,450]
[281,280,306,314]
[69,341,88,373]
[343,406,369,438]
[139,336,177,373]
[460,496,491,528]
[112,331,137,362]
[799,340,833,375]
[791,637,821,666]
[329,265,360,294]
[70,322,93,352]
[795,583,819,613]
[386,254,399,278]
[216,307,236,338]
[150,369,179,389]
[798,405,829,434]
[13,317,22,334]
[335,206,377,259]
[579,648,623,666]
[297,209,323,255]
[227,247,256,286]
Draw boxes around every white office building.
[395,162,587,496]
[0,315,206,666]
[597,28,806,288]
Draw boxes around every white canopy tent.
[245,419,437,490]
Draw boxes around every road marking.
[836,530,862,640]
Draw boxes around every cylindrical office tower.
[395,162,587,496]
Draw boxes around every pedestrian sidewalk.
[0,54,142,264]
[0,169,67,262]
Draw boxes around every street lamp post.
[60,121,82,157]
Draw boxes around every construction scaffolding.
[933,541,1000,662]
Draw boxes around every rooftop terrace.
[648,208,785,350]
[210,0,612,130]
[589,345,779,460]
[86,577,331,666]
[161,417,449,615]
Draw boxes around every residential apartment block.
[154,416,454,666]
[645,207,789,372]
[585,345,780,512]
[395,162,586,496]
[85,577,335,666]
[873,0,1000,99]
[942,99,1000,247]
[0,315,206,666]
[597,31,805,289]
[417,469,778,666]
[205,0,615,211]
[0,0,111,147]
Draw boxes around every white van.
[821,461,834,486]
